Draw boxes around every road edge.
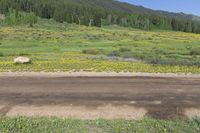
[1,72,200,78]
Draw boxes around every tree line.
[0,0,200,33]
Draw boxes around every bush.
[108,50,120,56]
[119,47,131,52]
[0,52,3,57]
[4,9,37,26]
[133,35,141,41]
[108,48,133,58]
[147,56,161,64]
[82,48,100,55]
[18,53,30,56]
[121,51,134,58]
[190,47,200,55]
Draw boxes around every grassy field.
[1,19,200,73]
[0,117,199,133]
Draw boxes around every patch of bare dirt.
[6,105,147,120]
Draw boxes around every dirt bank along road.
[0,75,200,119]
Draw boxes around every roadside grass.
[1,57,200,73]
[0,117,199,133]
[1,19,200,72]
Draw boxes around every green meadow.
[1,19,200,73]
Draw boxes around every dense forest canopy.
[0,0,200,33]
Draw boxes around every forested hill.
[0,0,200,33]
[84,0,200,21]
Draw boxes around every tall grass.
[3,9,37,26]
[0,52,3,57]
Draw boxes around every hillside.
[0,19,200,73]
[0,0,200,33]
[83,0,200,21]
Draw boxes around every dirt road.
[0,76,200,119]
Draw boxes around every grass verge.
[1,58,200,73]
[0,117,199,133]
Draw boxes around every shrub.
[0,52,3,57]
[190,47,200,55]
[6,52,29,57]
[19,53,30,56]
[186,46,192,50]
[4,9,37,26]
[119,47,131,52]
[146,55,161,64]
[82,48,99,55]
[108,50,120,56]
[108,48,133,58]
[121,51,134,58]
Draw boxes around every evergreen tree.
[0,0,199,33]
